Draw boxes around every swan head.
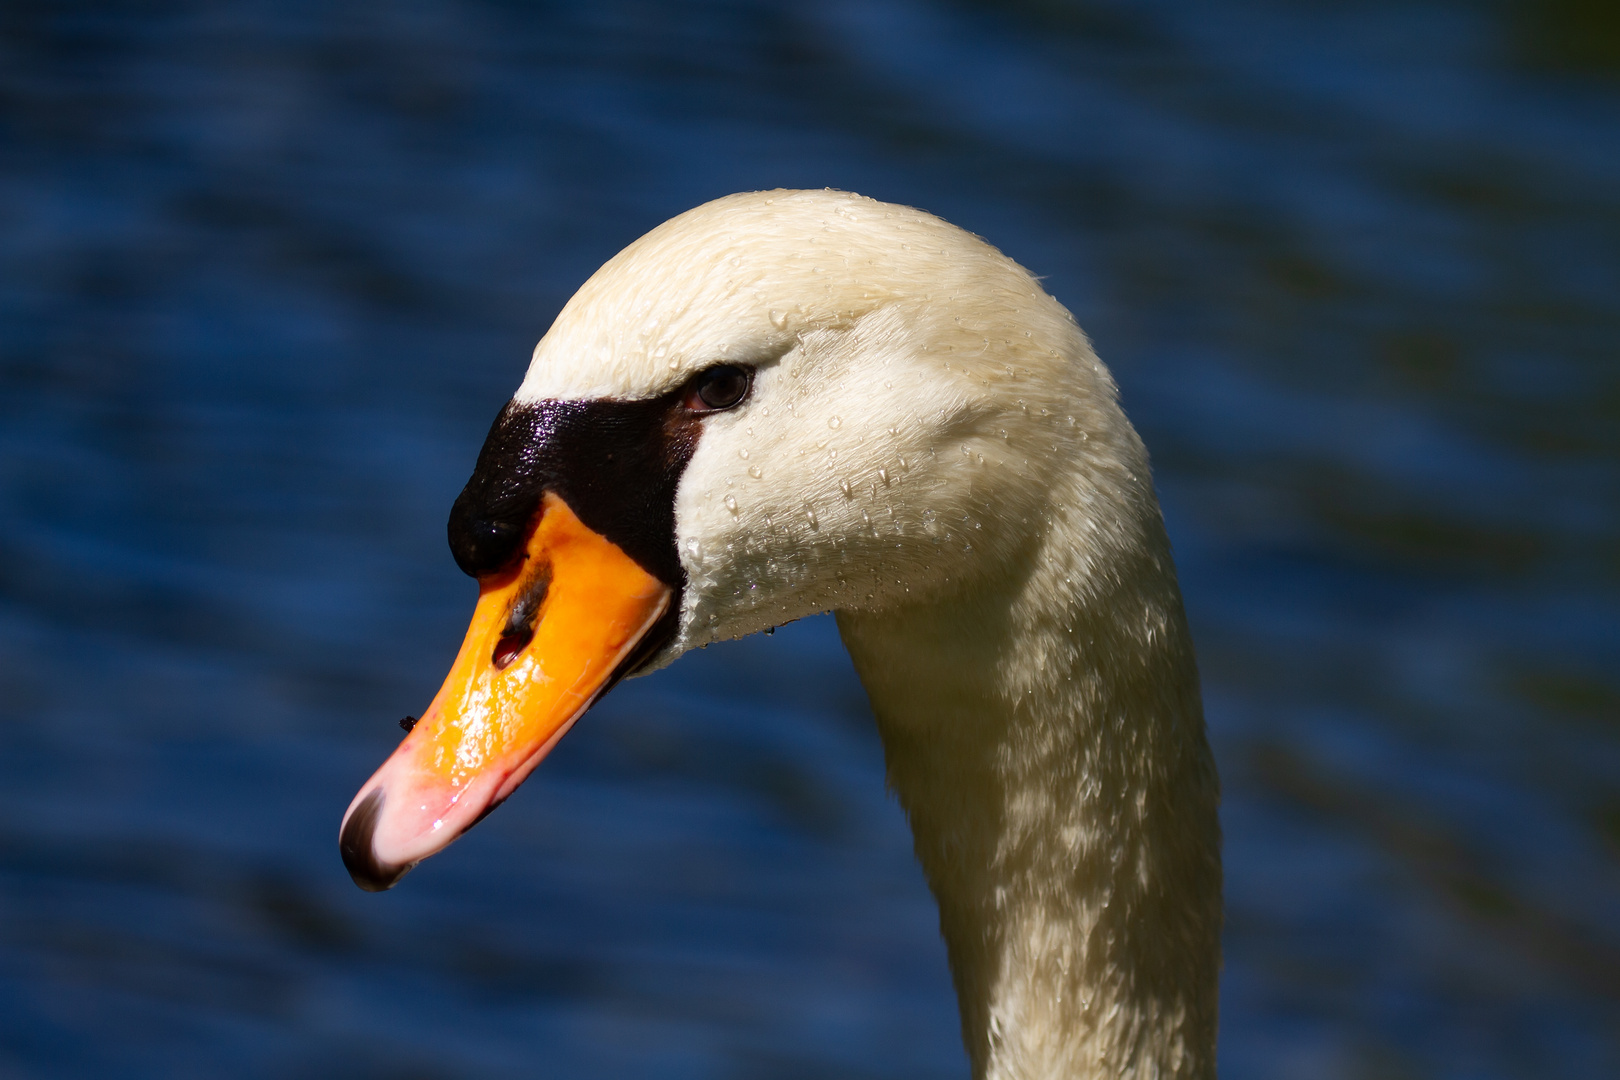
[341,189,1142,890]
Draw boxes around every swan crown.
[520,188,1093,403]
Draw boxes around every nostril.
[493,626,534,669]
[492,564,551,670]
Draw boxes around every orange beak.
[340,492,671,890]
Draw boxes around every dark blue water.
[2,1,1617,1077]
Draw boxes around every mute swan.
[341,189,1221,1079]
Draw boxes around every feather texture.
[519,189,1221,1079]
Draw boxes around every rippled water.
[1,1,1616,1077]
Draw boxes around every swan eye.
[685,365,752,413]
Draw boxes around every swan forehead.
[515,189,1025,403]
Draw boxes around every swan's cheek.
[671,357,1006,636]
[672,475,824,641]
[669,428,854,639]
[671,451,974,640]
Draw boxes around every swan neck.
[837,542,1221,1080]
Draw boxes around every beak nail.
[339,788,412,892]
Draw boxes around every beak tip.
[340,787,413,892]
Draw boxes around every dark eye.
[685,365,752,413]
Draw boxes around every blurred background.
[1,1,1617,1077]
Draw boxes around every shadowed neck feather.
[836,480,1221,1080]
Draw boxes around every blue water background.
[1,1,1617,1077]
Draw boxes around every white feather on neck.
[837,441,1220,1079]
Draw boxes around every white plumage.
[519,189,1221,1080]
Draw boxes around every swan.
[340,189,1221,1079]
